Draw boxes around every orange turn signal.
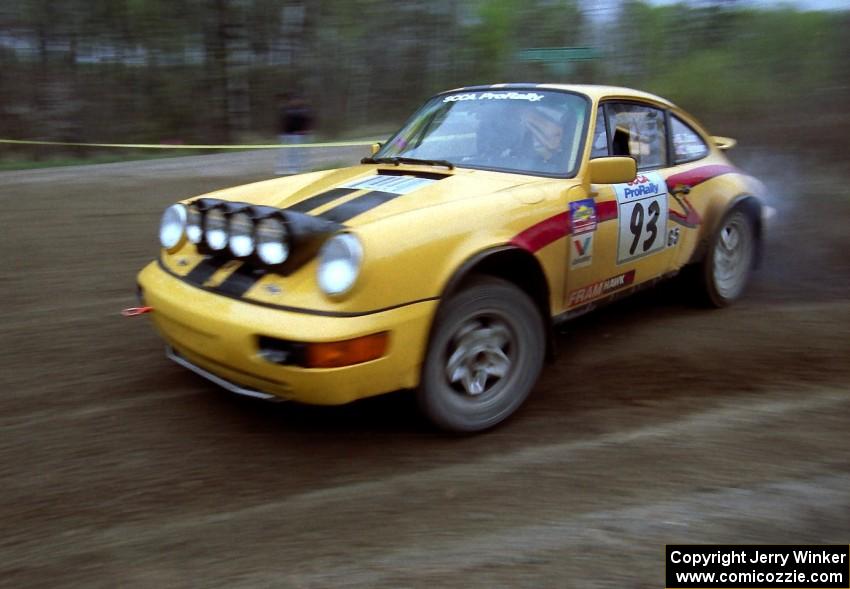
[304,332,389,368]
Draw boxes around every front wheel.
[699,208,757,307]
[417,276,546,433]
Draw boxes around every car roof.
[440,83,676,108]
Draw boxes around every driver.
[519,107,569,172]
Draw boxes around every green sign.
[517,47,598,63]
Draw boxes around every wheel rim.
[713,214,753,300]
[444,314,514,397]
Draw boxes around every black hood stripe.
[285,187,358,213]
[317,190,402,223]
[215,263,266,297]
[185,257,229,285]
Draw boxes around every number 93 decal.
[613,171,669,264]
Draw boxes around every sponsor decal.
[340,175,436,195]
[614,171,668,264]
[615,173,662,203]
[673,132,708,159]
[668,226,681,247]
[570,234,594,269]
[443,91,544,103]
[569,198,597,234]
[568,270,635,306]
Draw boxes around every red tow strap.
[122,306,154,317]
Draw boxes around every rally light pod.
[204,207,229,252]
[183,198,342,275]
[255,216,290,265]
[228,211,256,258]
[186,204,204,244]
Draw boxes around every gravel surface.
[2,148,849,588]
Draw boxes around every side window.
[590,108,608,158]
[605,103,668,170]
[671,115,709,164]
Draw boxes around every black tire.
[417,276,546,433]
[698,207,757,307]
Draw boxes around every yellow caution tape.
[0,138,380,149]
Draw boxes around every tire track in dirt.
[3,387,847,586]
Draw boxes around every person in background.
[277,92,315,175]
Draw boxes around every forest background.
[1,0,847,164]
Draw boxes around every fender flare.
[691,194,764,267]
[432,244,556,362]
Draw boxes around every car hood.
[198,164,555,227]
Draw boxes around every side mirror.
[588,157,637,185]
[370,142,382,156]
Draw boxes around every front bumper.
[166,346,281,401]
[138,261,437,405]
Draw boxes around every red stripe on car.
[511,211,570,252]
[666,164,737,191]
[596,200,617,222]
[511,200,619,253]
[669,194,702,227]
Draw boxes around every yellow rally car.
[136,84,767,432]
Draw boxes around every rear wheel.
[417,276,545,433]
[699,208,757,307]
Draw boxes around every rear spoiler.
[712,136,737,151]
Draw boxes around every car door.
[564,101,679,310]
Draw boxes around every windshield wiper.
[360,156,454,170]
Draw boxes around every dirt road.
[2,148,849,588]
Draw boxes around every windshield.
[375,89,589,177]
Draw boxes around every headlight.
[256,217,290,265]
[186,204,203,244]
[159,204,187,249]
[317,233,363,296]
[205,207,228,251]
[229,211,255,258]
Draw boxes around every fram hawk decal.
[568,270,636,306]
